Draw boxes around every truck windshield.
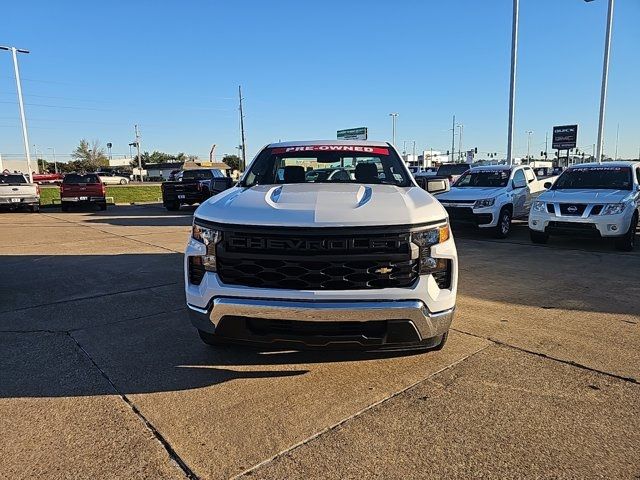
[454,170,510,188]
[183,170,214,181]
[437,164,470,176]
[552,166,632,190]
[0,174,27,184]
[241,145,411,187]
[63,174,100,184]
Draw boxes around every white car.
[529,162,640,251]
[436,165,551,238]
[184,140,457,351]
[98,172,129,185]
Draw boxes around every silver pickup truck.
[0,173,40,212]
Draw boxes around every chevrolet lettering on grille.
[228,235,407,252]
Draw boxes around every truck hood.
[195,184,448,227]
[437,187,506,202]
[538,189,631,203]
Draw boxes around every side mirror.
[544,181,552,189]
[425,178,450,195]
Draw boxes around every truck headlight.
[602,203,625,215]
[473,197,495,208]
[532,200,546,212]
[411,224,450,274]
[191,223,221,271]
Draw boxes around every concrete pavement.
[0,205,638,479]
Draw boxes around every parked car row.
[428,161,640,251]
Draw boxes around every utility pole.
[389,113,398,146]
[614,123,619,160]
[526,131,533,161]
[134,124,143,182]
[545,131,548,158]
[412,140,416,160]
[506,0,519,166]
[47,147,57,174]
[0,46,34,182]
[451,114,456,162]
[238,86,247,171]
[458,124,464,161]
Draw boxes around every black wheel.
[99,202,107,211]
[493,207,512,239]
[119,178,127,185]
[165,202,180,211]
[61,204,70,212]
[431,331,449,351]
[29,204,40,213]
[615,213,638,252]
[529,229,549,244]
[198,329,223,346]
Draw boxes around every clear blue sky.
[1,0,638,163]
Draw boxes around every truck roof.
[267,140,390,148]
[470,165,513,171]
[568,161,639,168]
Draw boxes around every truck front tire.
[615,213,638,252]
[493,207,512,239]
[530,229,549,244]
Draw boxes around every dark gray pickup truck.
[161,169,233,211]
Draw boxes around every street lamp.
[526,130,533,161]
[0,45,34,182]
[506,0,519,166]
[389,113,399,146]
[585,0,614,164]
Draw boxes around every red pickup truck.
[60,173,107,211]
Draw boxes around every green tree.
[223,154,241,171]
[71,139,109,171]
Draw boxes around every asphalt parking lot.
[1,205,639,479]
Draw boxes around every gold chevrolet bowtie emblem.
[375,267,393,274]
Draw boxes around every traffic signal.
[474,147,478,154]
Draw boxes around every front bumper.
[188,297,454,349]
[529,210,631,238]
[442,205,496,228]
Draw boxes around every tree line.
[35,139,241,173]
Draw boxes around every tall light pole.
[526,131,533,161]
[458,124,464,161]
[134,124,143,182]
[389,113,398,146]
[47,147,57,174]
[614,123,619,160]
[0,46,34,182]
[506,0,519,166]
[451,114,456,162]
[585,0,614,163]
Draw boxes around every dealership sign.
[337,127,368,140]
[552,125,578,150]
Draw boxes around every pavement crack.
[0,281,180,314]
[66,331,198,480]
[232,341,492,479]
[451,327,639,385]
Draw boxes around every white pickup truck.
[184,140,458,351]
[529,161,640,251]
[435,165,551,238]
[0,173,40,212]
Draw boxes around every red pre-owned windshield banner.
[271,145,389,155]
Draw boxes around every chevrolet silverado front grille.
[216,228,419,290]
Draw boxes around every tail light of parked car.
[101,183,106,196]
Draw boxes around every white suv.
[529,162,640,251]
[184,140,458,350]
